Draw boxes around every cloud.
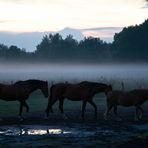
[142,4,148,8]
[0,20,16,23]
[0,0,25,2]
[82,27,123,31]
[0,21,7,23]
[81,27,123,42]
[141,0,148,8]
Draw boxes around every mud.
[0,110,148,148]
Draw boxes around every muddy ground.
[0,108,148,148]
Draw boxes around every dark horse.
[0,79,48,120]
[104,89,148,121]
[46,81,112,120]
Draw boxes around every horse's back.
[0,81,31,101]
[51,83,68,99]
[130,89,148,96]
[79,81,106,87]
[107,90,137,106]
[63,83,90,100]
[0,84,27,101]
[63,81,109,100]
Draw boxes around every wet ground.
[1,109,148,148]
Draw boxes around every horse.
[104,89,148,121]
[0,79,48,120]
[46,81,112,120]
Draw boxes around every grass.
[0,92,47,117]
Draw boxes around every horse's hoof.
[82,119,85,122]
[62,114,68,120]
[134,118,139,121]
[44,116,49,120]
[104,118,108,121]
[19,118,24,121]
[0,118,3,122]
[81,117,85,122]
[19,116,24,121]
[138,114,143,120]
[94,115,97,120]
[104,114,108,121]
[115,117,122,121]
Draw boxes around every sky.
[0,0,147,51]
[0,0,147,32]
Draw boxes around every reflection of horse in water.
[104,89,148,121]
[0,79,48,120]
[46,81,112,120]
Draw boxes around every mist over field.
[0,63,148,90]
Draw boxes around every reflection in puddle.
[0,126,76,136]
[0,125,114,137]
[24,129,47,135]
[0,125,98,137]
[27,129,64,135]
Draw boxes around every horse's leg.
[46,101,53,115]
[138,106,144,119]
[19,101,24,121]
[59,98,68,120]
[135,106,143,121]
[135,106,139,121]
[113,105,122,121]
[88,100,97,119]
[23,101,29,112]
[81,100,87,121]
[104,103,113,120]
[59,98,64,114]
[46,98,57,118]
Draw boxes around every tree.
[35,35,51,57]
[112,19,148,61]
[0,44,9,59]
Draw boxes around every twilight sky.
[0,0,147,31]
[0,0,147,51]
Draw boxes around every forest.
[0,19,148,63]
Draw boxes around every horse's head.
[106,84,112,93]
[0,83,5,91]
[40,81,49,98]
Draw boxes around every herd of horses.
[0,79,148,121]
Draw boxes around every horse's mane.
[80,81,108,87]
[0,83,6,88]
[14,79,43,85]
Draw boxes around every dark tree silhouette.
[112,19,148,61]
[0,19,148,63]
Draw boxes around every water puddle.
[0,125,113,137]
[0,124,143,147]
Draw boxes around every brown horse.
[104,89,148,121]
[0,79,48,120]
[46,81,112,120]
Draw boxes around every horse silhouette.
[46,81,112,120]
[104,89,148,121]
[0,79,48,120]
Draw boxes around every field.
[1,64,148,147]
[0,92,148,147]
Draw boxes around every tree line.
[0,19,148,63]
